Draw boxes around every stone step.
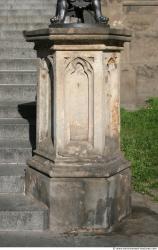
[0,9,54,16]
[0,194,48,230]
[0,23,48,31]
[0,5,55,10]
[0,101,36,119]
[0,41,34,48]
[0,147,32,165]
[0,48,36,58]
[0,85,36,103]
[0,136,34,164]
[0,16,51,24]
[0,0,54,3]
[0,31,27,40]
[0,71,37,85]
[0,59,38,71]
[0,118,35,139]
[0,138,33,149]
[0,165,25,193]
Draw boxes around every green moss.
[121,98,158,200]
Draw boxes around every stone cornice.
[24,25,131,44]
[27,153,130,178]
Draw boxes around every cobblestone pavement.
[0,192,157,247]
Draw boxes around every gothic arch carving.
[64,57,94,148]
[65,57,93,76]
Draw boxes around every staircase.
[0,0,55,230]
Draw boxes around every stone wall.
[102,0,158,109]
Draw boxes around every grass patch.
[121,98,158,199]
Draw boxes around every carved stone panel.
[55,51,105,156]
[65,57,94,144]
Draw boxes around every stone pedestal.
[24,25,131,233]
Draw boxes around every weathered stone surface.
[125,1,158,108]
[0,194,48,231]
[25,26,131,232]
[135,63,158,105]
[26,167,131,233]
[0,0,55,233]
[0,165,25,193]
[27,153,130,178]
[0,192,157,246]
[101,0,158,108]
[25,27,131,165]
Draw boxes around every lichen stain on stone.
[30,173,49,207]
[107,197,118,226]
[108,177,116,198]
[95,199,107,225]
[41,73,46,80]
[86,209,95,226]
[107,54,117,72]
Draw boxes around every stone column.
[24,26,131,233]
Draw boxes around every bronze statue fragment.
[50,0,109,25]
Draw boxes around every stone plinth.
[24,25,131,233]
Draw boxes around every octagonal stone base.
[26,165,131,233]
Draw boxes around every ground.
[0,192,157,247]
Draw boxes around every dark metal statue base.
[49,22,110,29]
